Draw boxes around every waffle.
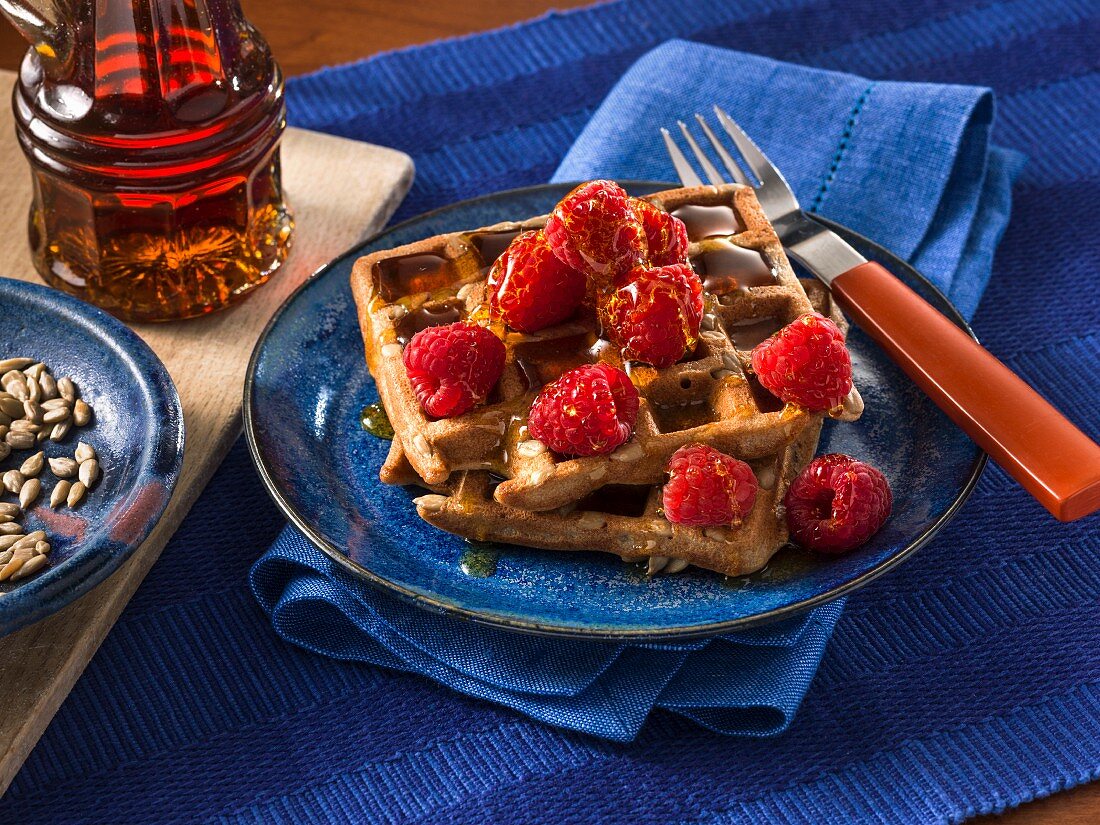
[351,184,862,516]
[376,278,850,576]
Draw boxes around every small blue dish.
[245,183,983,640]
[0,278,184,637]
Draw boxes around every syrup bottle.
[2,0,293,321]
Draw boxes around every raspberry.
[750,313,853,411]
[403,322,505,419]
[544,180,647,284]
[527,364,639,457]
[487,230,586,333]
[632,198,689,266]
[601,263,704,368]
[785,454,892,553]
[662,444,759,527]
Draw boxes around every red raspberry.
[403,322,505,419]
[662,444,759,527]
[750,313,853,411]
[601,263,704,368]
[785,454,892,553]
[487,230,586,333]
[632,198,689,266]
[527,364,639,457]
[544,180,647,285]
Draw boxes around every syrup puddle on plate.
[460,540,500,577]
[360,402,394,439]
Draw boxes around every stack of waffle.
[351,184,862,576]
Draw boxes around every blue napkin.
[556,41,1025,316]
[250,41,1021,743]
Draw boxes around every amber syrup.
[14,0,293,321]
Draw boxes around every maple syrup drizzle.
[469,229,523,273]
[651,401,717,433]
[374,253,455,301]
[460,541,500,577]
[670,204,744,240]
[394,298,466,345]
[512,331,600,391]
[726,316,782,350]
[691,241,776,295]
[746,375,784,413]
[359,402,394,439]
[575,485,652,518]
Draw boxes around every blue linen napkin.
[250,41,1021,743]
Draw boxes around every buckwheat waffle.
[351,184,861,516]
[376,279,850,577]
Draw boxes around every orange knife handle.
[831,261,1100,522]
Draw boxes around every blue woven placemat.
[2,0,1098,822]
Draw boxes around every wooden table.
[0,2,1094,821]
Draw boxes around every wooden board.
[0,69,414,795]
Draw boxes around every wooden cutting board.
[0,69,414,795]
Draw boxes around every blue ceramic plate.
[245,183,983,640]
[0,278,184,637]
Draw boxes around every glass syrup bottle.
[2,0,294,321]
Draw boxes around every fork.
[663,107,1100,522]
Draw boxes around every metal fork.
[662,107,1100,522]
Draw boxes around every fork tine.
[694,113,752,187]
[712,106,772,184]
[676,120,725,186]
[661,127,704,187]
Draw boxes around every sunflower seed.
[72,399,92,426]
[50,480,70,508]
[0,522,23,536]
[41,407,69,425]
[0,550,31,579]
[412,494,447,513]
[515,439,546,459]
[0,534,23,550]
[6,431,34,450]
[610,442,644,462]
[50,421,71,442]
[646,556,669,575]
[41,398,70,411]
[576,512,606,530]
[0,502,18,518]
[57,377,76,403]
[19,478,41,509]
[664,558,690,574]
[34,540,49,556]
[9,418,37,432]
[36,429,49,443]
[0,358,33,372]
[49,457,78,478]
[11,531,45,551]
[38,371,58,400]
[11,553,47,580]
[74,441,96,464]
[22,362,45,380]
[78,459,100,487]
[26,375,40,402]
[0,513,14,524]
[0,443,9,461]
[19,451,44,477]
[0,396,22,418]
[2,470,25,494]
[1,369,27,388]
[0,550,11,566]
[0,547,33,580]
[66,481,86,508]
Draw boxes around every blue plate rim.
[0,277,186,636]
[243,181,986,641]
